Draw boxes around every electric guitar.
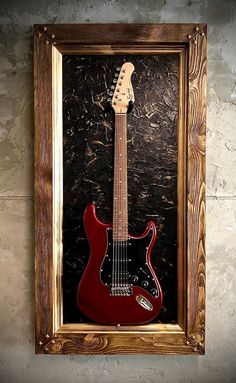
[77,62,163,325]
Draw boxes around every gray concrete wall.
[0,1,236,382]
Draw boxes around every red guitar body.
[77,204,163,325]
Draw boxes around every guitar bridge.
[110,286,132,296]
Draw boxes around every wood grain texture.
[52,44,186,55]
[187,26,207,352]
[34,23,205,47]
[177,49,188,331]
[34,24,206,355]
[34,32,53,353]
[41,332,201,355]
[52,46,63,333]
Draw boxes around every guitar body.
[77,204,163,325]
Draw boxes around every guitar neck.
[113,113,128,241]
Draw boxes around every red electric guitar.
[77,62,163,325]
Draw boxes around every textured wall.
[0,0,236,382]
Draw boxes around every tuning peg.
[110,85,115,90]
[114,73,119,78]
[116,66,121,71]
[107,98,112,102]
[109,92,113,96]
[113,79,117,84]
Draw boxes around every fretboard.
[113,113,128,241]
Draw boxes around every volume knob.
[151,288,158,297]
[141,280,149,288]
[131,275,138,283]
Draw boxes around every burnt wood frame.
[34,23,206,355]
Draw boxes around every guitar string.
[125,114,128,287]
[124,115,128,287]
[122,114,126,288]
[121,113,124,288]
[119,113,122,288]
[114,112,118,291]
[112,125,114,289]
[119,113,122,289]
[115,114,118,289]
[119,114,122,289]
[124,113,127,287]
[123,114,128,290]
[116,115,118,289]
[120,113,123,288]
[117,113,121,289]
[116,113,120,289]
[117,114,120,289]
[113,114,117,290]
[121,114,123,288]
[112,114,129,292]
[115,115,120,287]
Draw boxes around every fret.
[113,113,128,240]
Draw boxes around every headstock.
[107,62,135,114]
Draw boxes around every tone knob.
[131,275,138,283]
[151,288,158,296]
[141,280,149,288]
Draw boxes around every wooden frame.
[34,24,206,355]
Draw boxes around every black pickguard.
[100,228,159,298]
